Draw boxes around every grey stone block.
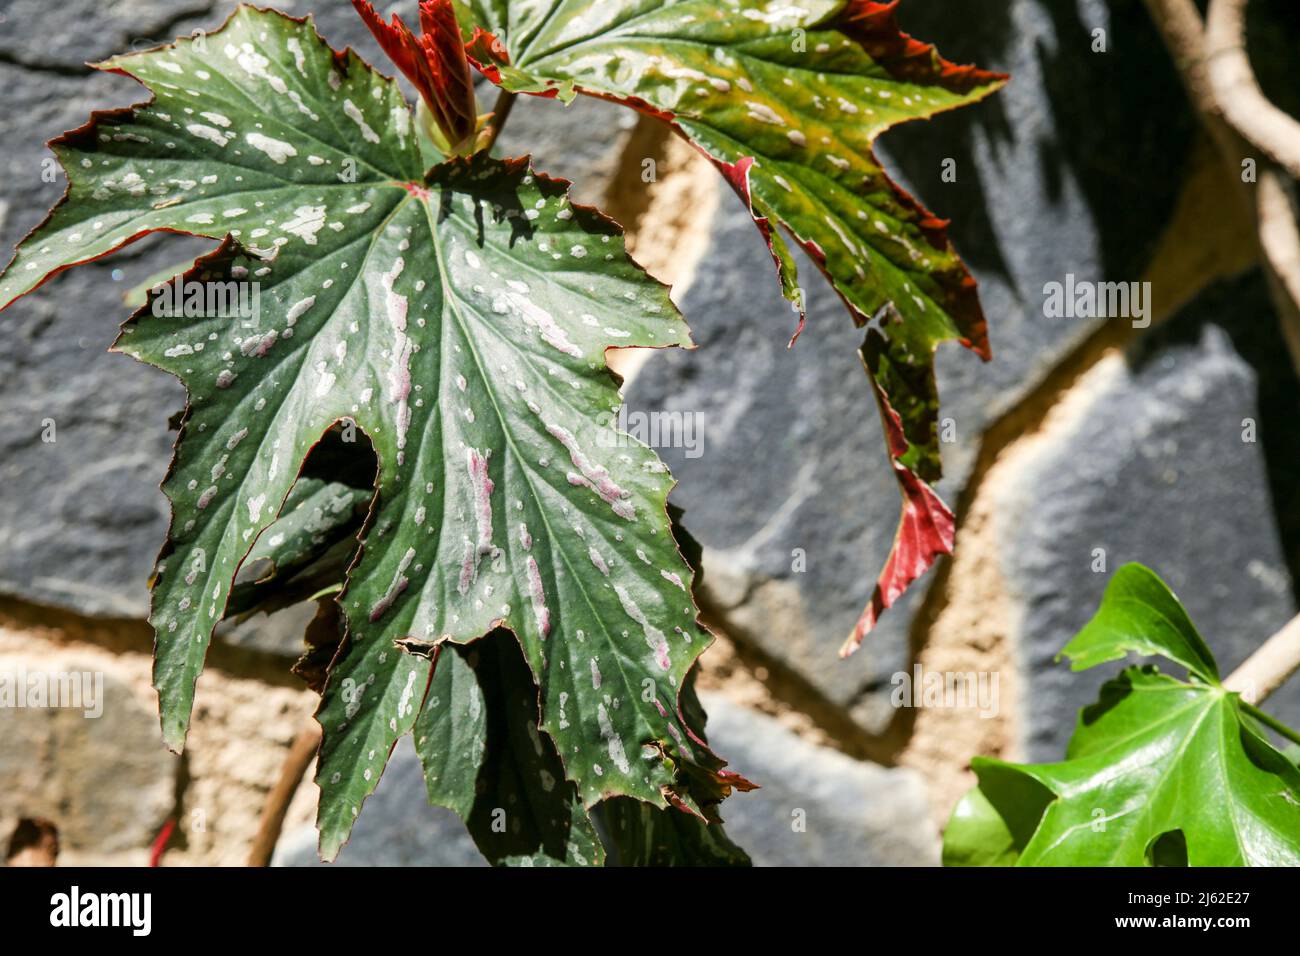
[274,736,485,867]
[0,0,218,69]
[701,693,939,866]
[0,64,205,616]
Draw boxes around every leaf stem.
[1240,700,1300,748]
[480,89,517,154]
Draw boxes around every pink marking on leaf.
[545,421,636,521]
[525,556,550,637]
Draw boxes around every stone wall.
[1,0,1296,864]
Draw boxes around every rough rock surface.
[0,655,175,855]
[702,693,940,866]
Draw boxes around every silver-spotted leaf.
[453,0,1006,652]
[415,631,604,866]
[0,5,748,863]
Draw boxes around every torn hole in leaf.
[1146,829,1188,867]
[225,426,377,621]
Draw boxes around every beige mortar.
[0,621,316,866]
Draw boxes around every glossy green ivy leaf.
[1057,563,1219,682]
[414,631,604,866]
[944,564,1300,867]
[0,5,747,863]
[941,781,1032,868]
[454,0,1006,651]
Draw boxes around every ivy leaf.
[942,785,1021,867]
[1057,562,1220,682]
[944,565,1300,866]
[453,0,1005,651]
[414,631,604,866]
[0,5,749,862]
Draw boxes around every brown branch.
[1224,613,1300,705]
[247,719,321,867]
[1144,0,1300,374]
[1145,2,1300,707]
[1205,0,1300,181]
[1255,172,1300,365]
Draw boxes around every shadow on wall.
[1129,271,1300,607]
[885,0,1194,291]
[890,0,1298,602]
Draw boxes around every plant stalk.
[479,89,517,154]
[1224,612,1300,706]
[1241,701,1300,748]
[247,719,322,867]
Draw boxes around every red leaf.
[351,0,476,149]
[841,336,956,657]
[838,0,1009,94]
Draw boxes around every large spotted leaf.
[0,5,746,862]
[0,7,424,750]
[455,0,1006,652]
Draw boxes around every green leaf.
[0,6,747,862]
[977,669,1300,865]
[599,796,750,866]
[454,0,1006,650]
[942,787,1016,867]
[415,631,604,866]
[1059,563,1220,683]
[226,476,370,618]
[944,565,1300,867]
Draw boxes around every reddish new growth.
[352,0,477,151]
